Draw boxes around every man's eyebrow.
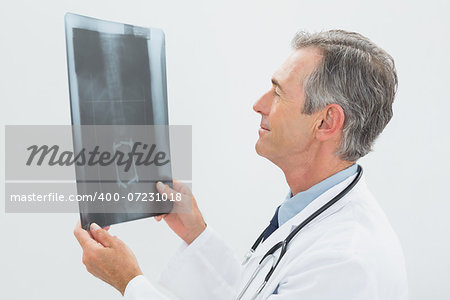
[271,78,284,93]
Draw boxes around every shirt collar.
[278,164,358,226]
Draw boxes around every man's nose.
[253,90,272,115]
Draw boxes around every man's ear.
[316,104,345,141]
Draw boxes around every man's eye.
[273,89,280,97]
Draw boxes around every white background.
[1,0,449,299]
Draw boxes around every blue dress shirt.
[278,164,358,227]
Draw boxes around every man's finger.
[90,223,114,248]
[156,182,177,200]
[156,181,191,200]
[173,180,191,195]
[154,214,167,222]
[156,181,170,194]
[74,220,99,249]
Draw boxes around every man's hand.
[155,180,207,245]
[73,221,142,295]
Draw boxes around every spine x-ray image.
[65,13,173,229]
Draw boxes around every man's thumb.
[156,181,176,196]
[90,223,114,247]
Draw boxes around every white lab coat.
[124,174,408,299]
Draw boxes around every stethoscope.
[236,165,363,300]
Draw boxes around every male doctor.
[74,30,408,299]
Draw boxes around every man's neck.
[282,156,354,196]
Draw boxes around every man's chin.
[255,142,279,167]
[255,140,268,158]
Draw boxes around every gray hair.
[291,30,398,161]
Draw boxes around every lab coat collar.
[253,172,366,258]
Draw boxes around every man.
[74,30,408,299]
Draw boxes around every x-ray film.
[65,13,173,229]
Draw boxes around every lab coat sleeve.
[268,250,382,300]
[158,226,243,300]
[124,275,171,300]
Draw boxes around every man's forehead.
[273,47,323,87]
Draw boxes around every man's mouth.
[259,124,270,131]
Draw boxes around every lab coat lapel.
[250,173,361,260]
